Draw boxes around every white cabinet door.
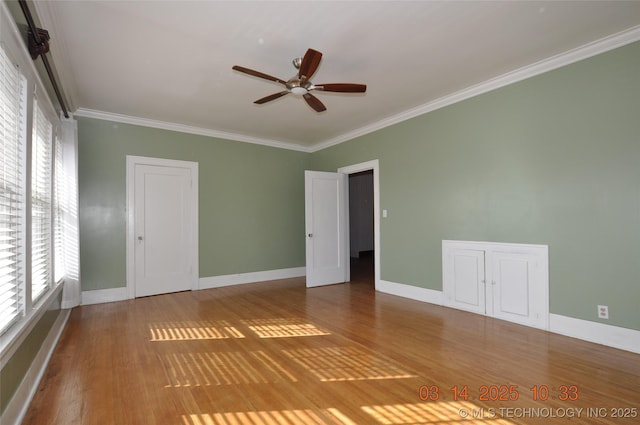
[489,251,536,326]
[444,248,486,314]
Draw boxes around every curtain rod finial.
[28,27,50,60]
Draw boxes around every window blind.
[0,44,26,334]
[31,98,53,303]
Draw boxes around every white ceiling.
[34,1,640,151]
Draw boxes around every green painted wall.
[311,41,640,331]
[0,293,62,415]
[77,42,639,331]
[77,118,310,291]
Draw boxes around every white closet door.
[127,156,198,299]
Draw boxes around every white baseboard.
[378,279,444,305]
[549,314,640,354]
[199,267,306,289]
[80,268,306,305]
[81,287,128,305]
[377,279,640,354]
[1,309,70,425]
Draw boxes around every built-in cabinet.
[442,240,549,330]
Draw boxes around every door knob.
[308,233,313,238]
[137,236,143,241]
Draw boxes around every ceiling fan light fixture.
[290,86,307,95]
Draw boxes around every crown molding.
[309,25,640,153]
[73,108,312,152]
[70,24,639,154]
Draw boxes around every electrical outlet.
[597,305,609,319]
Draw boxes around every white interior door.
[305,171,348,287]
[131,159,197,297]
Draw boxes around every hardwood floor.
[23,258,639,424]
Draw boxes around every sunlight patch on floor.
[182,407,358,425]
[149,320,245,341]
[161,350,297,387]
[241,318,332,338]
[282,346,416,381]
[362,402,517,424]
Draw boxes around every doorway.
[349,170,374,285]
[338,160,380,290]
[305,159,380,290]
[304,160,380,289]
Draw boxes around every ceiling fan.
[232,48,366,112]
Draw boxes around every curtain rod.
[18,0,70,118]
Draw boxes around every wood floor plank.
[22,261,640,424]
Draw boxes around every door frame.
[338,160,380,290]
[126,155,199,299]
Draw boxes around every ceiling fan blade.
[254,91,290,104]
[298,49,322,81]
[315,83,367,93]
[232,65,287,85]
[303,93,326,112]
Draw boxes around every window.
[0,43,26,334]
[0,4,79,348]
[31,98,53,302]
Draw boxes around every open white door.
[305,171,348,287]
